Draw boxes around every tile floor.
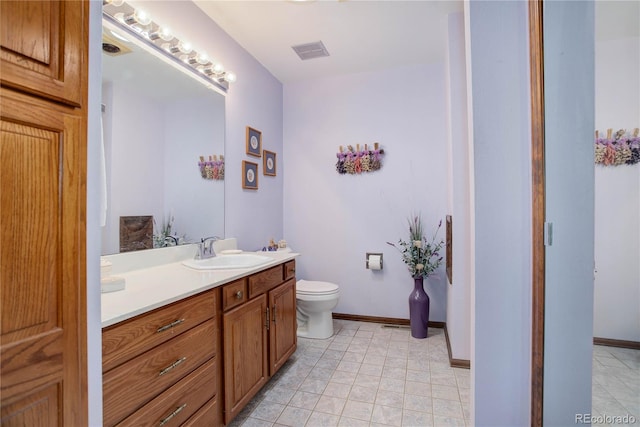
[228,319,639,427]
[591,345,640,426]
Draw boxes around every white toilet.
[296,280,340,339]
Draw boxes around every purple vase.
[409,276,430,339]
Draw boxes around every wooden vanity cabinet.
[101,259,297,426]
[223,262,297,424]
[102,289,221,427]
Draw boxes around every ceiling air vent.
[292,41,330,60]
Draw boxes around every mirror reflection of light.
[103,1,236,91]
[109,30,129,43]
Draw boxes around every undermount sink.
[182,253,273,270]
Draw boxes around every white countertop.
[101,249,298,328]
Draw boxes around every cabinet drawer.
[248,265,283,299]
[182,397,220,427]
[103,320,217,427]
[103,290,216,372]
[284,260,296,280]
[116,358,217,427]
[222,278,247,311]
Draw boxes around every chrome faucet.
[195,236,219,260]
[164,236,179,247]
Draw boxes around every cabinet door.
[0,1,86,107]
[223,295,268,424]
[269,279,297,375]
[0,89,86,425]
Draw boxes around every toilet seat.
[297,280,339,296]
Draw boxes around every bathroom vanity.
[101,248,298,426]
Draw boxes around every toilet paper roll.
[368,255,382,270]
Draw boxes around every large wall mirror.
[101,18,225,255]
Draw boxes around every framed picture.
[246,126,262,157]
[263,150,276,176]
[242,160,258,190]
[119,215,153,252]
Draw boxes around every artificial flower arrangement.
[198,155,225,180]
[335,143,385,175]
[153,215,186,248]
[387,214,444,278]
[594,128,640,166]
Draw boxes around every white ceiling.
[194,0,639,85]
[195,0,463,84]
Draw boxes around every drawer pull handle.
[159,357,187,376]
[157,318,185,333]
[235,290,243,299]
[159,403,187,426]
[272,305,277,324]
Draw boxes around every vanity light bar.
[102,0,236,92]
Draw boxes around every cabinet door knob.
[235,291,243,299]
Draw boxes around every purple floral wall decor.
[594,128,640,166]
[335,143,385,175]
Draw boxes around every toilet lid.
[297,280,339,295]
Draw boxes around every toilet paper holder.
[366,252,383,270]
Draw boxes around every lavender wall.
[543,1,595,422]
[130,0,284,250]
[466,1,532,425]
[445,12,472,361]
[283,64,448,321]
[164,96,225,242]
[102,82,165,254]
[87,2,103,424]
[594,36,640,342]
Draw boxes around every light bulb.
[149,27,173,42]
[161,42,174,53]
[196,52,209,65]
[224,72,236,83]
[133,9,151,26]
[158,27,173,42]
[178,41,192,54]
[212,63,224,74]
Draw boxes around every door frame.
[529,1,545,426]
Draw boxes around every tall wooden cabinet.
[0,1,88,425]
